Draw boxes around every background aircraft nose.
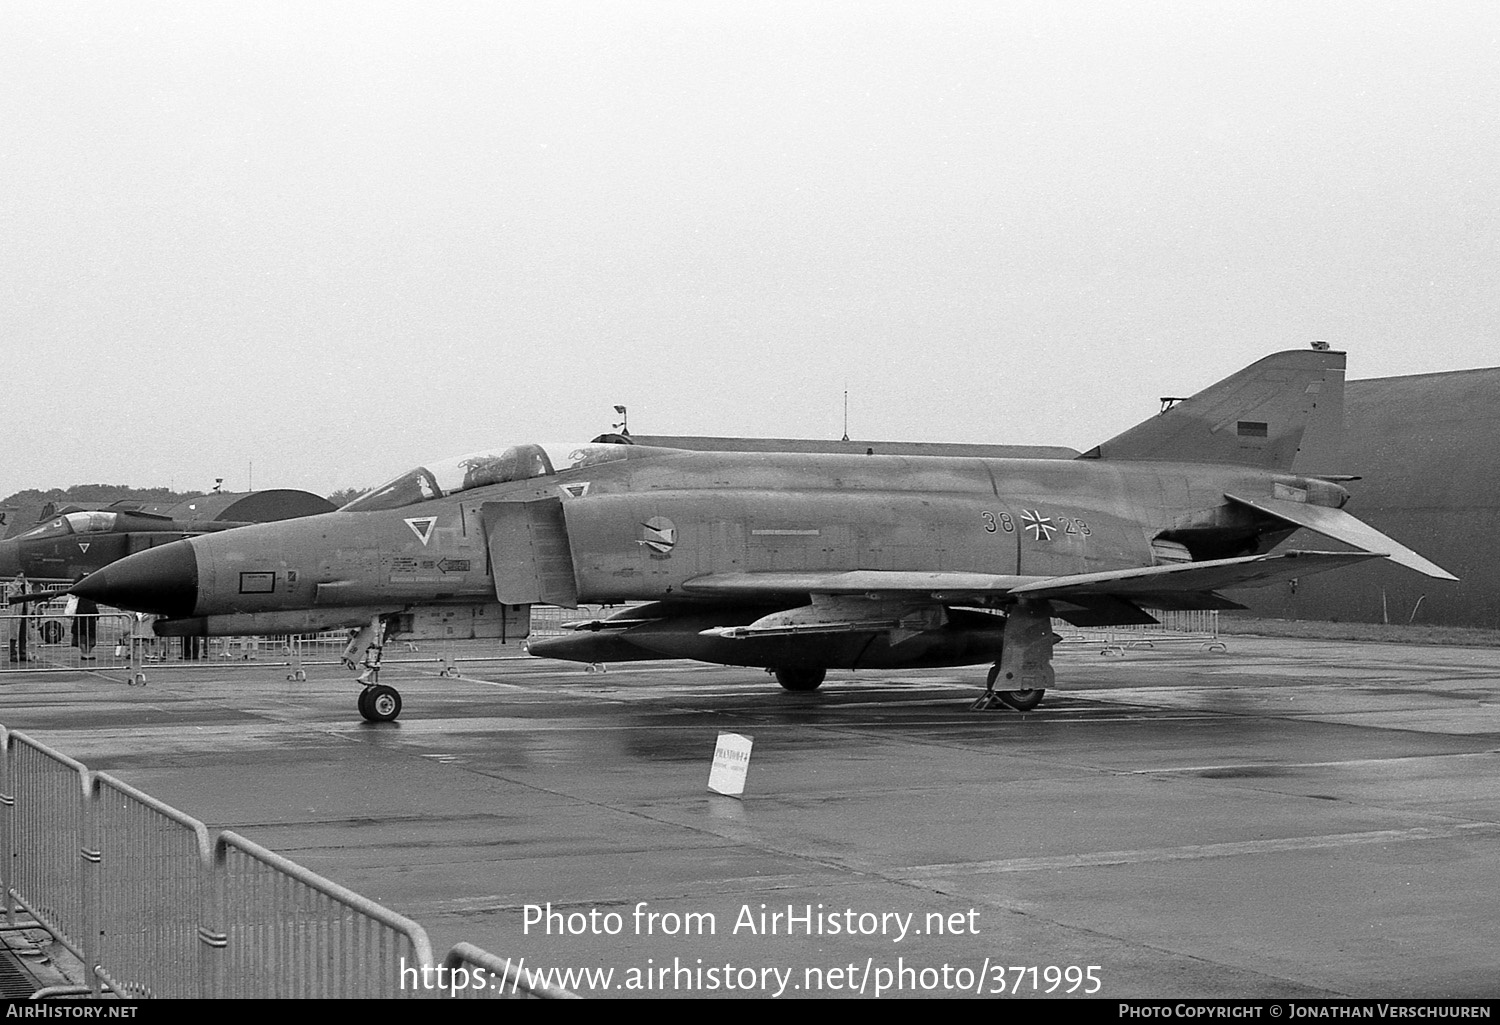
[70,540,199,618]
[0,541,18,579]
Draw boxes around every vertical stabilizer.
[1079,348,1345,471]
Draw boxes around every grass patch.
[1217,617,1500,648]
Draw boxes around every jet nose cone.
[71,541,198,618]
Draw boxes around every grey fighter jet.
[73,347,1453,723]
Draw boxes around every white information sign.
[707,732,754,797]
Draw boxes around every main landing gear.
[344,615,405,723]
[971,602,1055,713]
[971,665,1046,711]
[773,667,826,692]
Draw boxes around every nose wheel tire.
[358,684,402,722]
[774,667,826,692]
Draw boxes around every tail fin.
[1079,348,1345,472]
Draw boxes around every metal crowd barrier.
[270,606,615,682]
[1066,609,1227,656]
[441,942,581,1000]
[0,729,574,999]
[2,605,622,685]
[5,732,99,996]
[213,832,434,999]
[90,773,213,999]
[1,613,137,674]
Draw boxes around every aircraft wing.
[1226,494,1457,580]
[1007,550,1381,599]
[682,550,1381,605]
[682,570,1038,600]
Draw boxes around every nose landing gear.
[346,615,405,722]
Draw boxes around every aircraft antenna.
[842,385,849,442]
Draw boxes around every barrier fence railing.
[0,726,9,926]
[5,732,99,996]
[441,941,582,1000]
[3,604,619,685]
[213,831,434,999]
[2,613,137,674]
[90,772,213,999]
[1063,609,1227,655]
[0,729,574,999]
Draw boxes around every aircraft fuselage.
[108,450,1296,620]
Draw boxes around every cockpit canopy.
[15,511,120,540]
[341,443,631,512]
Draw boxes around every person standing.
[71,580,98,661]
[5,573,29,663]
[130,611,160,662]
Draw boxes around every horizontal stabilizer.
[1226,494,1457,581]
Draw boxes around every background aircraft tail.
[1079,347,1345,472]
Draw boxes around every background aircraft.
[2,490,335,597]
[73,347,1454,723]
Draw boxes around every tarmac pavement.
[0,633,1497,999]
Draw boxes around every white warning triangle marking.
[79,542,91,553]
[404,517,438,545]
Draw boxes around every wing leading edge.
[683,549,1383,608]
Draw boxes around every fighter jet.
[71,348,1454,723]
[1,490,336,597]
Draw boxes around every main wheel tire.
[998,688,1044,711]
[774,667,826,692]
[360,684,402,722]
[985,665,1044,711]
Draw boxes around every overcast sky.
[3,1,1496,499]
